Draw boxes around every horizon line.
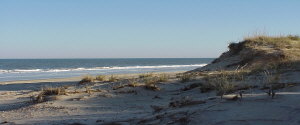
[0,57,216,59]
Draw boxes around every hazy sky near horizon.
[1,0,300,58]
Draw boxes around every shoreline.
[0,71,184,85]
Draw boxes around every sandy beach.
[1,69,300,125]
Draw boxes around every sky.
[1,0,300,59]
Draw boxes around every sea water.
[0,58,213,82]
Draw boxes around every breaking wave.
[0,64,207,74]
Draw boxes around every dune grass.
[178,73,195,83]
[79,75,94,84]
[139,73,154,78]
[127,79,140,87]
[95,75,106,81]
[228,35,300,55]
[201,70,248,97]
[243,35,300,49]
[224,35,300,73]
[108,75,118,82]
[157,74,170,82]
[34,87,66,103]
[144,77,160,91]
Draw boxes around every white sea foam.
[0,64,207,74]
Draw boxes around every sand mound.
[193,35,300,71]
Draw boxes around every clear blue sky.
[1,0,300,58]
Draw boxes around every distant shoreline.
[0,71,184,85]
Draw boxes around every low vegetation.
[201,70,246,97]
[108,75,118,82]
[212,74,235,98]
[34,87,66,103]
[127,79,140,87]
[178,73,195,83]
[139,73,154,78]
[79,75,94,84]
[243,35,300,49]
[144,77,160,91]
[95,75,106,81]
[157,74,169,82]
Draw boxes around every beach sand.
[1,71,300,125]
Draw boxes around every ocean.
[0,58,213,82]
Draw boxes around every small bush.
[108,75,118,82]
[209,73,235,97]
[95,75,106,81]
[144,77,160,91]
[127,79,140,87]
[215,80,234,97]
[179,73,194,83]
[263,70,280,89]
[79,75,94,84]
[157,74,169,82]
[144,77,158,85]
[34,87,66,103]
[139,73,154,78]
[202,71,241,97]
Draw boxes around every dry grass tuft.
[178,73,195,83]
[108,75,118,82]
[95,75,106,81]
[139,73,154,78]
[79,75,94,84]
[214,80,235,97]
[144,77,160,91]
[127,79,140,87]
[201,70,248,98]
[157,74,169,82]
[242,35,300,49]
[34,87,66,103]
